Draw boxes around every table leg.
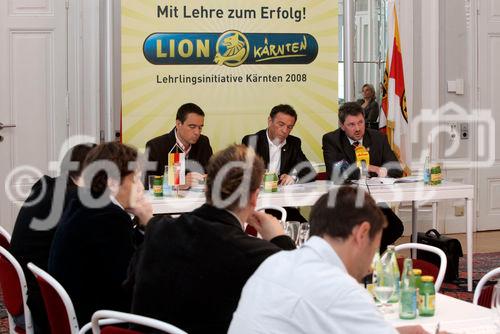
[432,202,438,230]
[411,201,418,259]
[466,198,473,292]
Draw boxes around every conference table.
[150,180,475,291]
[388,293,495,333]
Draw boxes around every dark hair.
[206,144,265,211]
[310,186,386,240]
[269,104,297,122]
[176,103,205,123]
[82,142,138,196]
[338,101,364,124]
[60,143,97,184]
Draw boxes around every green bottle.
[386,246,400,303]
[399,258,417,319]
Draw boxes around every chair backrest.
[473,267,500,306]
[396,258,440,284]
[245,205,288,236]
[27,262,80,334]
[0,246,33,334]
[393,243,447,292]
[91,310,188,334]
[0,225,11,250]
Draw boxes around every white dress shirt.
[228,236,398,334]
[266,129,286,173]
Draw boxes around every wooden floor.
[396,230,500,254]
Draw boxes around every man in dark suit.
[322,101,404,252]
[10,143,95,334]
[49,142,153,327]
[132,144,296,334]
[242,104,316,222]
[145,103,213,189]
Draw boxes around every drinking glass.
[373,256,397,314]
[297,222,310,246]
[284,221,300,244]
[148,175,155,195]
[492,283,500,330]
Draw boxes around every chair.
[473,267,500,307]
[0,225,11,250]
[245,205,287,237]
[393,243,447,292]
[90,310,188,334]
[0,246,33,334]
[27,262,80,334]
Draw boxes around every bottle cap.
[421,275,434,282]
[412,269,422,275]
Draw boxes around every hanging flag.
[380,1,411,176]
[168,144,185,186]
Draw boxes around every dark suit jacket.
[145,128,213,181]
[10,175,77,333]
[242,129,316,182]
[322,128,403,179]
[131,204,296,334]
[48,197,142,326]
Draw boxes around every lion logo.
[214,30,249,67]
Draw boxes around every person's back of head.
[82,142,138,197]
[310,186,386,241]
[60,143,97,186]
[206,144,265,212]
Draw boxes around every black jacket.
[131,204,295,334]
[48,197,142,326]
[145,128,213,181]
[10,175,77,333]
[242,129,316,182]
[322,128,403,179]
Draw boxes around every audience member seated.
[132,144,296,334]
[322,102,404,252]
[10,143,95,333]
[229,187,428,334]
[145,103,213,189]
[48,142,152,327]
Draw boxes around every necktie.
[353,141,360,148]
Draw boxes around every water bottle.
[386,245,400,303]
[423,156,431,185]
[399,258,417,319]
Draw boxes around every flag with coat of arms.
[380,0,411,176]
[168,144,185,186]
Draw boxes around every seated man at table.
[242,104,316,222]
[229,187,428,334]
[322,101,404,252]
[10,142,95,333]
[145,102,213,189]
[131,144,296,334]
[49,142,153,326]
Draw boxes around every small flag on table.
[168,144,185,186]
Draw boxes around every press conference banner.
[121,1,338,163]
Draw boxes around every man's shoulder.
[242,129,266,145]
[195,134,211,145]
[323,128,343,141]
[286,134,303,146]
[145,130,174,148]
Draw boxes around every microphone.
[355,145,370,178]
